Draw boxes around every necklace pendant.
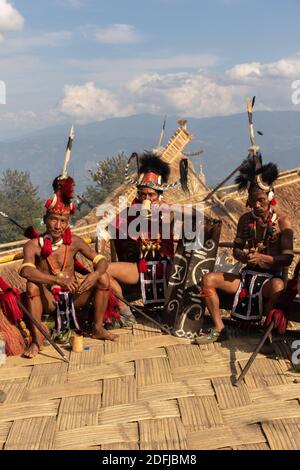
[57,272,66,279]
[256,242,266,253]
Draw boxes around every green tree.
[75,153,129,220]
[0,170,43,244]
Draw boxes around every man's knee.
[26,282,41,299]
[202,272,219,289]
[96,272,110,290]
[268,277,285,294]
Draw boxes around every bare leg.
[107,262,139,310]
[107,262,139,285]
[201,272,241,332]
[75,273,118,341]
[109,276,127,310]
[262,277,285,314]
[23,283,53,358]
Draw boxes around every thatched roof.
[0,118,300,284]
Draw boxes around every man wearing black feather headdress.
[97,151,181,323]
[195,151,294,344]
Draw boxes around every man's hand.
[233,248,249,264]
[247,251,268,267]
[264,308,287,335]
[77,272,100,295]
[56,276,79,294]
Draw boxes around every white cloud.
[59,81,127,121]
[94,24,140,45]
[126,71,246,117]
[1,30,73,52]
[227,55,300,81]
[2,50,300,139]
[65,53,219,87]
[0,0,24,42]
[58,71,247,123]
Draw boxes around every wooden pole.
[112,290,172,336]
[202,163,243,202]
[14,297,69,363]
[234,321,274,386]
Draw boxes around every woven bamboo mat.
[1,320,300,450]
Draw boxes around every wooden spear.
[14,296,69,363]
[112,290,172,336]
[234,321,274,386]
[202,97,260,203]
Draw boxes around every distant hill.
[0,111,299,197]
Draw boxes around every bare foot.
[23,342,40,358]
[92,325,119,342]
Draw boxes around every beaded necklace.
[247,210,277,253]
[46,244,69,277]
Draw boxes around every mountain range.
[0,111,299,197]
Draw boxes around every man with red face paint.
[194,153,294,344]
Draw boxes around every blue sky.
[0,0,300,139]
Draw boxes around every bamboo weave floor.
[1,320,300,450]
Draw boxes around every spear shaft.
[0,211,25,231]
[112,290,172,336]
[14,296,69,363]
[234,321,274,386]
[62,125,74,178]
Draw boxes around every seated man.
[20,175,117,358]
[97,152,180,317]
[195,154,294,344]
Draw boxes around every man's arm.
[233,214,249,264]
[247,215,294,270]
[74,235,108,275]
[20,241,58,285]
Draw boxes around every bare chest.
[36,244,76,275]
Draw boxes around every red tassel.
[0,288,23,323]
[0,277,11,292]
[45,198,52,209]
[239,288,247,300]
[74,259,90,275]
[264,308,287,335]
[70,203,76,215]
[0,277,23,323]
[0,308,25,356]
[24,226,40,239]
[138,259,148,273]
[59,177,75,200]
[271,198,277,206]
[42,237,52,258]
[63,226,72,245]
[103,290,121,323]
[51,286,62,301]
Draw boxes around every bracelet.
[282,249,294,256]
[19,262,36,273]
[93,254,107,266]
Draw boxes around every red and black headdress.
[124,151,183,192]
[45,175,76,217]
